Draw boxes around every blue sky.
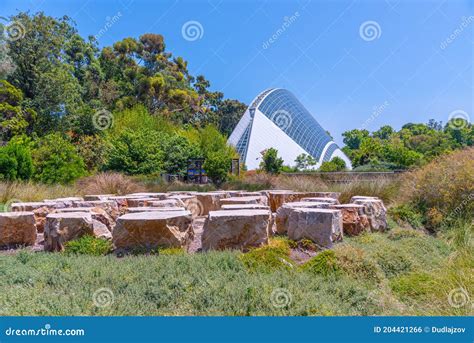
[2,0,473,145]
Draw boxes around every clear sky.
[2,0,473,145]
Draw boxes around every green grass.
[0,230,471,316]
[64,235,112,256]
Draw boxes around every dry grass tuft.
[272,175,328,192]
[397,148,474,228]
[76,172,145,196]
[0,181,75,203]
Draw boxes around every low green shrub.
[239,238,293,273]
[301,250,340,276]
[333,244,383,284]
[388,204,424,229]
[0,140,33,181]
[390,272,436,301]
[33,133,87,184]
[372,247,413,278]
[64,236,112,256]
[387,227,424,240]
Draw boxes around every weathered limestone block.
[73,200,119,219]
[194,192,229,215]
[91,207,115,231]
[219,196,267,206]
[11,202,49,212]
[309,192,341,200]
[126,198,161,207]
[55,208,93,213]
[201,210,270,251]
[32,206,55,233]
[83,194,115,201]
[107,195,147,208]
[267,191,301,212]
[148,199,184,208]
[126,193,167,199]
[126,206,187,213]
[331,204,369,236]
[0,212,36,246]
[352,198,387,232]
[92,220,112,240]
[113,211,193,249]
[220,204,270,210]
[288,208,343,248]
[168,195,207,217]
[275,202,331,234]
[44,212,94,252]
[350,196,379,202]
[44,197,84,208]
[301,197,339,205]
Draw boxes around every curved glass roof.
[257,89,336,161]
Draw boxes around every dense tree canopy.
[0,12,245,184]
[342,120,473,170]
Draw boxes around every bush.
[160,135,200,177]
[64,235,112,256]
[388,204,424,229]
[75,135,108,172]
[387,227,424,240]
[105,128,164,175]
[398,148,474,230]
[77,172,144,195]
[33,133,86,184]
[333,245,383,284]
[260,148,283,174]
[0,140,33,181]
[318,157,347,172]
[239,238,293,273]
[301,250,340,276]
[204,150,231,186]
[390,272,436,301]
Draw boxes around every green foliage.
[390,272,436,301]
[0,140,33,181]
[301,250,340,276]
[387,227,424,240]
[388,204,424,229]
[294,153,316,171]
[105,128,164,175]
[0,80,36,141]
[342,120,472,169]
[239,238,293,273]
[64,235,112,256]
[398,148,474,231]
[318,156,347,172]
[203,150,231,186]
[33,133,86,184]
[260,148,283,174]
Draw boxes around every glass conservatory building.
[228,88,352,170]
